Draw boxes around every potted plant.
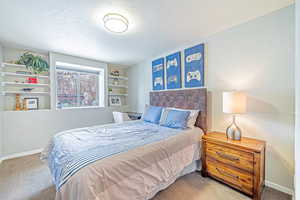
[16,52,49,83]
[16,52,49,74]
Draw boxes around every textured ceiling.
[0,0,294,65]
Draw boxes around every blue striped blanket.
[42,121,181,190]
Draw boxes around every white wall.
[295,0,299,199]
[0,51,128,157]
[2,109,114,155]
[129,6,295,193]
[0,44,3,158]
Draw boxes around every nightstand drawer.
[206,142,254,172]
[207,158,253,195]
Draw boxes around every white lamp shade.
[223,92,247,114]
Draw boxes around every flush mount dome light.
[103,13,129,33]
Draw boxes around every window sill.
[56,106,105,110]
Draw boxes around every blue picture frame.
[166,52,181,89]
[152,58,165,90]
[184,44,205,88]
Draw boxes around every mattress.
[42,120,203,200]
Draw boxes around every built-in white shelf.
[4,109,51,113]
[1,63,27,68]
[108,84,128,89]
[108,93,128,96]
[1,72,49,79]
[108,75,128,80]
[1,82,50,87]
[108,65,129,107]
[1,91,50,96]
[0,50,51,112]
[109,105,129,107]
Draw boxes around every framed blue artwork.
[152,58,165,90]
[184,44,205,88]
[166,52,181,89]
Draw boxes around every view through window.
[56,62,104,109]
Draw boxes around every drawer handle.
[216,167,239,180]
[216,151,240,162]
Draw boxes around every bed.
[42,88,207,200]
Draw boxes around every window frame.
[55,62,105,110]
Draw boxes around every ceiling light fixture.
[103,13,129,33]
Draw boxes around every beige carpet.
[0,154,292,200]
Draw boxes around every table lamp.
[223,91,247,140]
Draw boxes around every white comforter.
[42,121,203,200]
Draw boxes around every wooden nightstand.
[201,132,266,200]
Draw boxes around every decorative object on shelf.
[166,52,181,89]
[16,51,49,74]
[109,96,122,106]
[27,77,38,84]
[108,88,113,93]
[223,91,247,140]
[15,94,21,111]
[113,79,119,85]
[21,88,34,92]
[23,97,39,110]
[110,70,120,77]
[22,98,28,111]
[184,44,205,88]
[152,57,165,91]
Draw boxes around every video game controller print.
[154,77,163,86]
[167,75,178,84]
[167,58,178,69]
[153,64,163,72]
[186,52,202,63]
[186,70,201,82]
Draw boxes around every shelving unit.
[1,72,49,79]
[1,82,50,87]
[2,91,50,95]
[0,59,51,111]
[108,75,128,80]
[1,62,27,68]
[108,93,128,96]
[108,65,129,107]
[108,84,128,89]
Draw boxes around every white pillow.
[159,107,169,124]
[160,107,199,128]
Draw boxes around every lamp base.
[226,116,242,140]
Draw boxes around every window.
[56,62,105,109]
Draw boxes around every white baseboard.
[265,180,294,196]
[0,148,43,163]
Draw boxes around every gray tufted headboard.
[150,88,207,133]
